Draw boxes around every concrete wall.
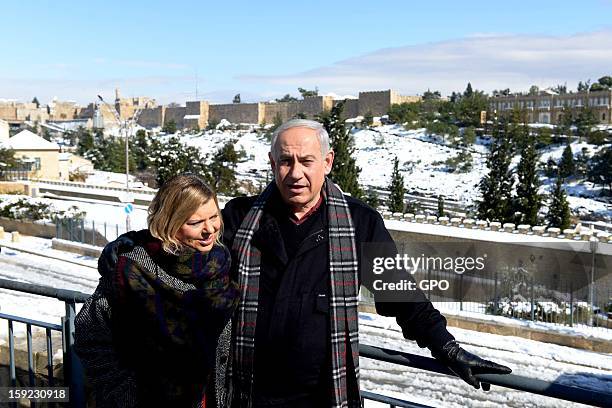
[210,103,260,124]
[0,217,56,239]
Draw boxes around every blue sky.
[2,0,612,104]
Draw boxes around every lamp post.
[97,94,133,231]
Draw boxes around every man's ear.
[324,150,334,175]
[268,152,276,173]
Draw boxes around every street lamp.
[97,94,134,231]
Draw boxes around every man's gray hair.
[270,119,330,160]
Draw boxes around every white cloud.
[237,29,612,96]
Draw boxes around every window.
[34,158,41,170]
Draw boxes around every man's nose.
[288,163,304,179]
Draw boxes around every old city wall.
[138,106,165,128]
[209,103,260,124]
[358,90,393,116]
[164,107,186,128]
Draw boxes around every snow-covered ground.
[0,235,610,407]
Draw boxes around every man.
[220,119,511,407]
[102,119,510,407]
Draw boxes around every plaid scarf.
[228,179,360,408]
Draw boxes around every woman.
[75,174,239,408]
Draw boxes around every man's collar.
[289,194,324,225]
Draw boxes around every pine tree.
[588,146,612,194]
[547,177,571,230]
[515,137,541,225]
[210,141,239,195]
[131,129,151,171]
[477,119,514,222]
[149,136,208,186]
[558,144,575,178]
[162,119,177,134]
[364,188,380,209]
[387,156,405,213]
[319,100,363,198]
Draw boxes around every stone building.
[1,130,61,179]
[490,89,612,125]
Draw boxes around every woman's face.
[175,199,221,253]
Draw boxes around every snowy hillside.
[173,125,611,221]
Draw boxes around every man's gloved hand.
[98,231,142,275]
[432,340,512,391]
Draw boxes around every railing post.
[530,278,535,322]
[63,301,85,408]
[493,271,498,315]
[569,282,573,327]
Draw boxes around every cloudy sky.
[1,0,612,105]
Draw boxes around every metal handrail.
[0,277,90,303]
[360,344,611,407]
[1,278,610,407]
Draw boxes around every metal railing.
[0,278,89,408]
[0,278,609,407]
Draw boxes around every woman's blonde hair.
[147,174,223,254]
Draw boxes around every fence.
[361,255,612,334]
[1,278,609,407]
[54,217,130,247]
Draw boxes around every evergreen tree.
[149,136,208,186]
[131,129,151,171]
[318,100,363,198]
[588,146,612,194]
[462,126,477,146]
[298,87,318,98]
[575,107,597,142]
[32,97,40,108]
[464,83,473,98]
[558,144,575,178]
[83,133,131,173]
[363,111,373,127]
[364,188,380,209]
[515,137,542,225]
[387,156,405,213]
[162,119,177,134]
[547,177,571,230]
[210,141,239,195]
[477,119,514,222]
[0,148,21,168]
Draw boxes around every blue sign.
[124,203,134,214]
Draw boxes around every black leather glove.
[98,230,143,275]
[432,340,512,390]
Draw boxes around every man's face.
[269,127,334,214]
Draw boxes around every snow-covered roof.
[2,130,60,151]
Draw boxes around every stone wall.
[358,90,393,116]
[164,106,186,129]
[138,106,165,128]
[210,103,260,124]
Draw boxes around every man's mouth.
[287,184,307,192]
